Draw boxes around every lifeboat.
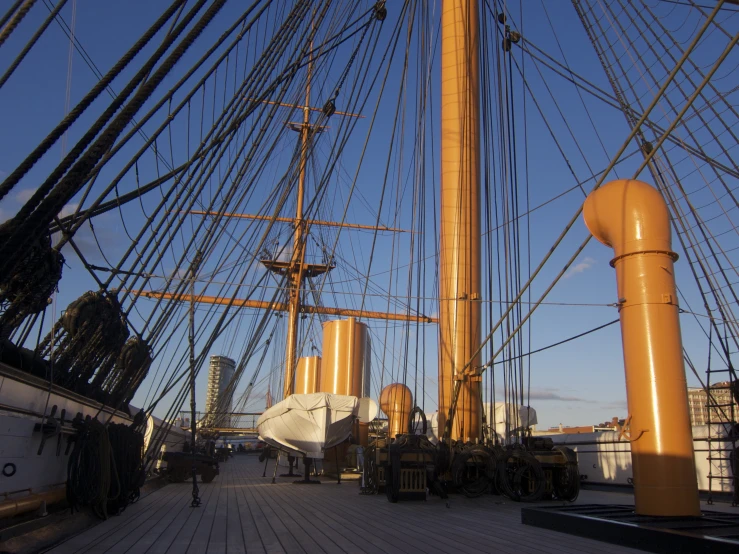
[256,393,359,458]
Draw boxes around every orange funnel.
[294,356,321,395]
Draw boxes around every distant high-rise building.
[687,382,738,426]
[205,355,236,427]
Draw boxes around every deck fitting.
[521,504,739,553]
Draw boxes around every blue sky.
[1,0,737,430]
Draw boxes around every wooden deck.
[43,455,721,554]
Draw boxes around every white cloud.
[166,267,190,281]
[527,387,590,402]
[564,256,596,279]
[604,400,627,410]
[59,203,79,218]
[14,187,37,203]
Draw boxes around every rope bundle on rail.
[106,420,146,514]
[67,416,115,519]
[66,413,145,519]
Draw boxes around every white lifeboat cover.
[424,404,537,444]
[486,402,538,437]
[256,393,359,458]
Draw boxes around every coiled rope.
[66,415,145,519]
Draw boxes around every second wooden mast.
[283,49,315,399]
[438,0,483,442]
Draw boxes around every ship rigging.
[1,0,739,547]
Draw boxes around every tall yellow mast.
[282,49,313,399]
[438,0,482,442]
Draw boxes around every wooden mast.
[438,0,483,442]
[282,45,314,399]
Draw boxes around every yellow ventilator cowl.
[379,383,413,440]
[583,179,699,517]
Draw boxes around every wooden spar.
[132,290,438,323]
[438,0,483,442]
[282,46,314,399]
[185,211,410,233]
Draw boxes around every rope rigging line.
[514,34,739,181]
[482,7,739,377]
[56,0,305,250]
[0,0,26,30]
[0,0,68,89]
[138,2,395,443]
[105,1,324,308]
[0,0,224,277]
[0,0,36,49]
[489,319,620,366]
[6,1,738,473]
[579,0,739,358]
[112,0,376,302]
[0,0,189,203]
[2,1,326,426]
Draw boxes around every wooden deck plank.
[246,468,331,554]
[203,470,228,554]
[353,493,574,554]
[224,462,247,554]
[331,483,629,554]
[100,484,191,554]
[231,457,267,554]
[280,462,630,554]
[288,481,468,554]
[125,484,192,552]
[241,470,304,554]
[255,465,448,554]
[178,478,222,554]
[167,478,221,554]
[148,478,219,554]
[45,454,674,554]
[234,460,290,553]
[266,477,373,554]
[45,481,183,554]
[242,456,641,554]
[98,484,189,552]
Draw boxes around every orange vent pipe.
[584,178,700,517]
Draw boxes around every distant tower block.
[380,383,413,440]
[319,317,371,398]
[294,356,321,395]
[204,355,236,428]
